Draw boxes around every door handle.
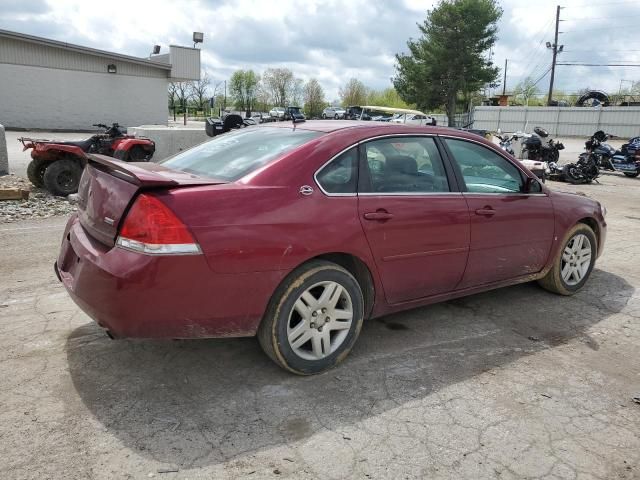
[363,210,394,221]
[475,207,496,216]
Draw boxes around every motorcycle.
[19,123,155,196]
[556,154,600,184]
[520,126,564,164]
[495,129,548,181]
[582,130,640,178]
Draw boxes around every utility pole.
[502,59,508,96]
[547,5,562,106]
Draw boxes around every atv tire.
[43,159,83,196]
[27,158,48,188]
[127,145,149,162]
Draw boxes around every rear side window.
[315,148,358,194]
[360,136,450,193]
[160,127,321,181]
[444,138,524,193]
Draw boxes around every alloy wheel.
[286,281,353,360]
[561,233,592,286]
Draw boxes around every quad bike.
[19,123,155,196]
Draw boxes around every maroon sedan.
[56,122,606,374]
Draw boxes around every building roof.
[0,28,171,71]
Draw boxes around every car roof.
[259,120,482,139]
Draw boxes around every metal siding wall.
[0,63,168,129]
[168,45,200,81]
[0,37,167,78]
[473,106,640,137]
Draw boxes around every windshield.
[160,127,322,181]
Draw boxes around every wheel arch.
[577,217,599,247]
[269,252,377,321]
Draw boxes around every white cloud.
[1,0,639,101]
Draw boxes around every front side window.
[315,147,357,194]
[160,127,321,181]
[444,138,524,193]
[361,137,450,193]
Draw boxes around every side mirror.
[524,176,542,193]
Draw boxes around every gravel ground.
[0,174,76,223]
[0,168,639,478]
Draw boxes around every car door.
[442,137,555,288]
[357,136,470,304]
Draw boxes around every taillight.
[116,194,201,255]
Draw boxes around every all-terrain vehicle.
[19,123,155,196]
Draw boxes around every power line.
[557,62,640,66]
[564,0,640,7]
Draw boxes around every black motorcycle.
[559,154,600,184]
[521,127,565,163]
[582,130,640,178]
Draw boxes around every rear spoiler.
[87,154,225,188]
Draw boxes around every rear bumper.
[56,215,283,339]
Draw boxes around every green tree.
[229,70,260,116]
[512,77,539,106]
[263,68,295,107]
[366,87,414,109]
[303,78,326,118]
[339,78,368,107]
[394,0,502,126]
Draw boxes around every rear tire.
[258,260,364,375]
[43,159,83,196]
[538,224,597,295]
[27,158,48,188]
[624,172,640,177]
[563,164,584,184]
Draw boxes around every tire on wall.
[538,223,597,295]
[43,159,83,196]
[27,158,48,188]
[258,260,365,375]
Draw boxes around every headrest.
[386,155,418,175]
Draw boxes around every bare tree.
[172,81,194,125]
[263,68,295,106]
[291,78,304,106]
[339,78,368,107]
[303,79,325,118]
[191,73,212,113]
[168,83,178,120]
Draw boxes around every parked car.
[284,106,306,121]
[322,107,346,119]
[390,113,436,126]
[55,122,606,375]
[269,107,286,119]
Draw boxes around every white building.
[0,29,200,130]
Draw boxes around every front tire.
[258,260,364,375]
[322,113,327,119]
[127,145,150,162]
[624,172,640,177]
[43,159,83,196]
[538,224,597,295]
[27,158,48,188]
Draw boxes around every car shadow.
[65,269,633,468]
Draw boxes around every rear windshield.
[160,127,321,181]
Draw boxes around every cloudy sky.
[2,0,639,101]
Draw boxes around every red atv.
[19,123,155,196]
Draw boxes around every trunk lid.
[77,154,225,246]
